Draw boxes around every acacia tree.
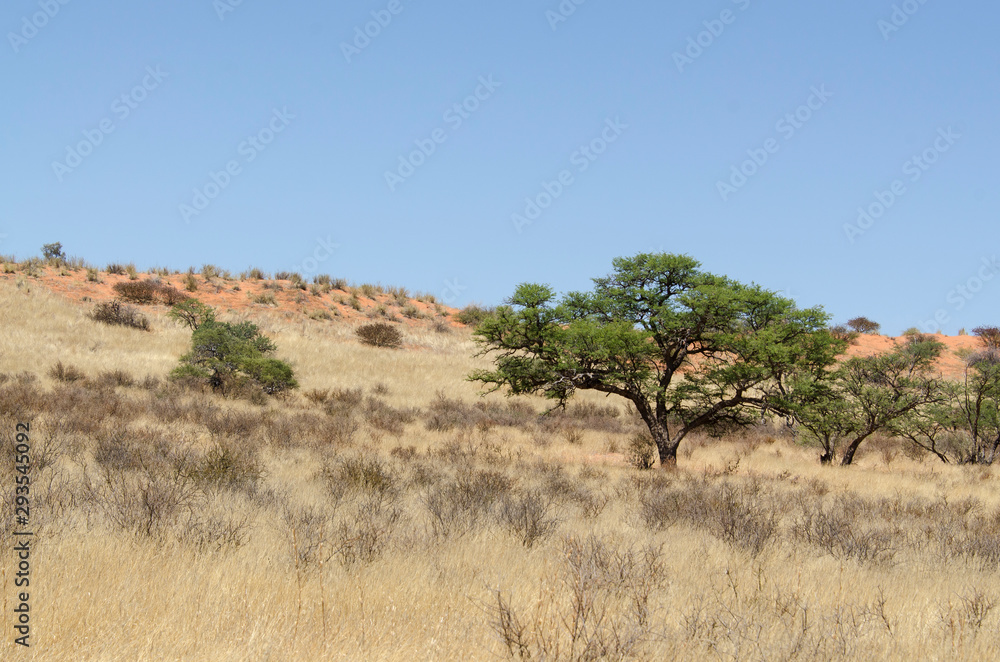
[846,316,880,335]
[949,348,1000,463]
[791,334,945,465]
[469,253,843,466]
[170,300,297,396]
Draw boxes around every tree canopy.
[470,253,844,465]
[170,300,297,397]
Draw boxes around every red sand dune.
[3,267,985,379]
[2,266,462,330]
[844,333,980,380]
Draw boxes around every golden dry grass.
[1,277,1000,660]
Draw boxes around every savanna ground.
[1,269,1000,661]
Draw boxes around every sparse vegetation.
[5,253,1000,660]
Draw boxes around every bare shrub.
[190,443,264,493]
[83,465,202,539]
[713,481,778,557]
[627,431,656,470]
[363,397,416,436]
[791,494,897,565]
[327,454,396,498]
[113,279,159,304]
[356,322,402,348]
[90,300,150,331]
[488,534,666,660]
[426,392,481,431]
[181,510,253,552]
[422,469,514,539]
[49,360,86,383]
[332,495,403,567]
[96,369,136,389]
[496,489,559,547]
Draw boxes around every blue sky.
[2,1,997,334]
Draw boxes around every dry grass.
[2,278,1000,660]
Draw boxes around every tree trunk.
[649,421,678,469]
[840,429,877,466]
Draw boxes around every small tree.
[846,316,880,335]
[470,253,844,466]
[171,303,297,396]
[167,298,216,330]
[792,334,945,465]
[973,326,1000,351]
[950,349,1000,464]
[41,242,66,262]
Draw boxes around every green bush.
[170,304,297,396]
[454,304,495,327]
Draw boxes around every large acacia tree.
[470,254,843,466]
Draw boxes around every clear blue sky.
[2,1,997,334]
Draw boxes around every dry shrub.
[488,534,667,660]
[426,392,481,431]
[639,476,777,557]
[627,431,656,470]
[49,360,86,383]
[332,495,403,567]
[82,465,202,539]
[96,369,136,389]
[790,493,898,565]
[113,279,159,303]
[363,397,416,436]
[422,468,514,539]
[112,279,188,305]
[496,489,559,548]
[326,454,397,499]
[190,443,263,493]
[90,300,150,331]
[355,322,402,348]
[426,393,536,432]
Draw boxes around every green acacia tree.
[949,347,1000,464]
[170,300,297,396]
[791,334,945,465]
[469,253,843,466]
